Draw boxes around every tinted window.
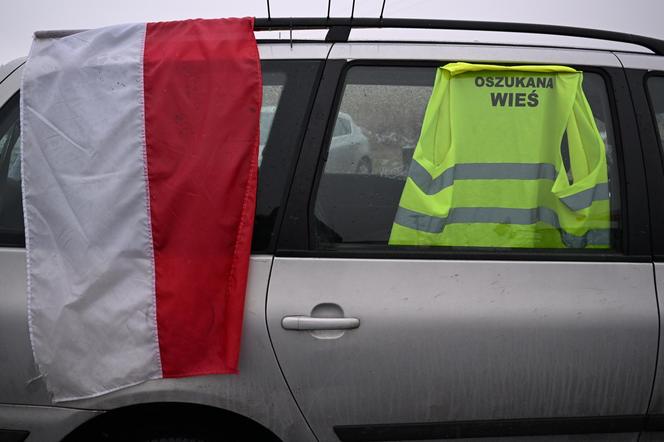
[648,76,664,147]
[0,60,323,251]
[258,71,285,165]
[253,60,322,252]
[0,93,22,245]
[313,65,619,250]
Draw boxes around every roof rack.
[35,17,664,56]
[254,18,664,55]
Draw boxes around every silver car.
[261,106,371,173]
[2,17,664,442]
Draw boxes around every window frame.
[645,73,664,154]
[277,59,650,262]
[252,59,325,253]
[640,70,664,261]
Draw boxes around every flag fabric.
[21,17,261,401]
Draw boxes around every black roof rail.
[35,17,664,56]
[254,17,664,55]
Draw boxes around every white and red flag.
[21,18,261,401]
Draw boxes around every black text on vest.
[490,90,539,107]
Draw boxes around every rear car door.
[267,43,658,441]
[621,53,664,440]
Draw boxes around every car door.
[0,49,325,441]
[267,43,658,441]
[621,53,664,441]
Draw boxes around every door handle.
[281,316,360,331]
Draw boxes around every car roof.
[0,58,25,83]
[254,28,650,55]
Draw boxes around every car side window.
[0,93,22,245]
[0,76,286,248]
[0,60,322,251]
[313,65,620,251]
[258,71,285,166]
[647,76,664,147]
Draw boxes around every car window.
[313,65,620,250]
[260,110,275,146]
[258,71,285,165]
[0,93,22,245]
[648,76,664,147]
[0,60,322,251]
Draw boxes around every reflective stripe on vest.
[407,159,610,210]
[393,206,610,247]
[388,62,611,249]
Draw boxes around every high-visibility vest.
[389,63,610,249]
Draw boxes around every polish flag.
[21,18,261,401]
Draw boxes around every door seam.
[263,44,335,442]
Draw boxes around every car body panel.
[0,58,24,84]
[646,264,664,415]
[0,252,315,441]
[0,248,51,405]
[640,263,664,441]
[614,53,664,71]
[328,42,622,67]
[347,28,651,55]
[0,63,21,105]
[0,404,101,442]
[267,258,656,441]
[258,42,331,60]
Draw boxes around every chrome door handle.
[281,316,360,331]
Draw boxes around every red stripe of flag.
[143,18,261,376]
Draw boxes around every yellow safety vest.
[389,62,610,248]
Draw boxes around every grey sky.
[2,0,663,64]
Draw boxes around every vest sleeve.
[414,67,452,167]
[552,74,609,211]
